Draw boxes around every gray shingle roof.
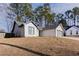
[43,22,59,30]
[15,21,24,27]
[14,20,40,30]
[65,25,79,30]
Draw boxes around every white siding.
[24,23,39,37]
[0,33,5,38]
[40,29,56,37]
[40,24,64,37]
[56,24,64,37]
[66,26,79,36]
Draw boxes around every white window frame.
[28,26,35,35]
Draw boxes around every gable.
[66,26,79,32]
[56,24,64,31]
[24,22,39,37]
[24,22,39,31]
[11,21,24,32]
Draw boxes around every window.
[28,26,35,35]
[70,30,72,35]
[76,30,78,35]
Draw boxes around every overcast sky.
[1,3,79,32]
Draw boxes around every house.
[12,20,64,37]
[0,29,6,38]
[40,23,64,37]
[0,32,6,38]
[12,21,39,37]
[65,26,79,37]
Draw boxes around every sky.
[1,3,79,32]
[32,3,79,14]
[52,3,79,14]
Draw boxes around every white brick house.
[12,21,64,37]
[12,21,39,37]
[40,23,64,37]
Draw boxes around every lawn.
[0,37,79,56]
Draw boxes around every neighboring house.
[0,29,6,38]
[0,32,6,38]
[0,27,15,38]
[12,21,39,37]
[40,23,64,37]
[65,26,79,37]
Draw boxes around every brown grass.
[0,37,79,56]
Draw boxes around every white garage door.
[57,30,63,37]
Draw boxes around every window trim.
[28,26,35,35]
[70,30,72,35]
[76,30,78,35]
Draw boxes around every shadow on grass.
[0,43,50,56]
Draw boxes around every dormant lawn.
[0,37,79,56]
